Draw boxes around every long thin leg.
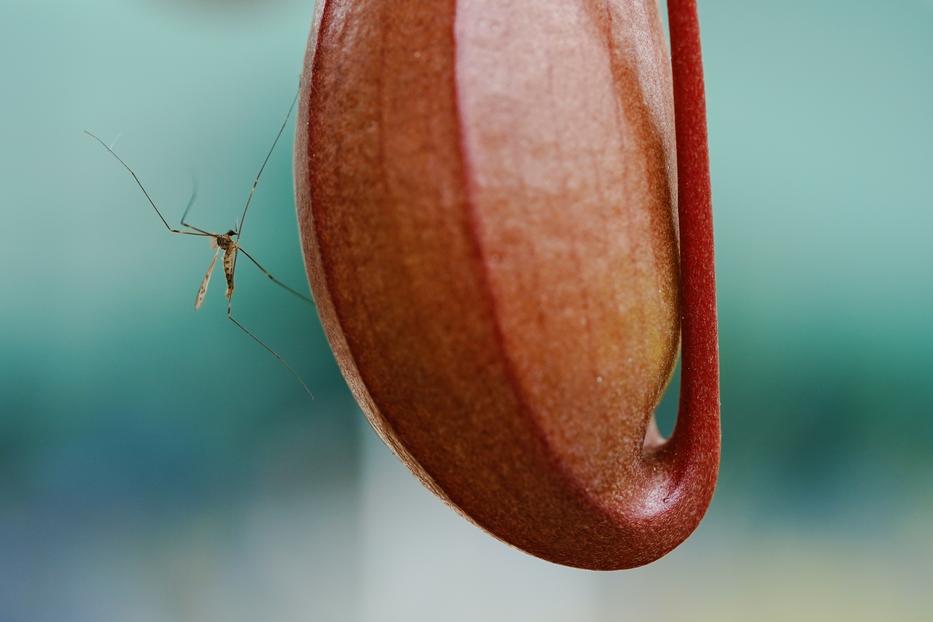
[236,247,313,304]
[179,174,211,235]
[85,131,212,238]
[235,89,300,239]
[227,300,314,399]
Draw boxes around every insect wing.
[195,248,221,310]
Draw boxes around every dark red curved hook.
[666,0,720,472]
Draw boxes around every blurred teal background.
[1,0,931,620]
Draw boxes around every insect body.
[86,91,314,398]
[217,232,237,300]
[195,230,236,310]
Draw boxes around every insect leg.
[227,299,314,399]
[234,89,300,239]
[84,131,212,238]
[236,246,313,304]
[179,174,212,235]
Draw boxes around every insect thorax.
[214,234,236,251]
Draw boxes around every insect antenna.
[84,131,211,238]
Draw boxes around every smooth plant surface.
[295,0,719,569]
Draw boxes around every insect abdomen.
[223,246,236,300]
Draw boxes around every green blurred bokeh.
[1,0,931,620]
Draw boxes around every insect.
[85,91,314,398]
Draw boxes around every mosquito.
[85,91,314,399]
